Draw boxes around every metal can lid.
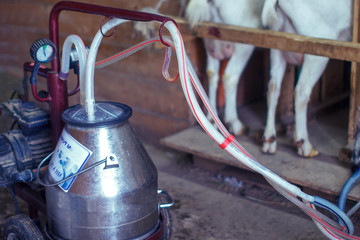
[62,102,132,127]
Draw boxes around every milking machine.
[0,2,177,239]
[2,1,360,240]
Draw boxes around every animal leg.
[223,44,255,135]
[206,51,220,122]
[294,54,329,157]
[262,49,287,154]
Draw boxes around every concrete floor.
[150,145,328,240]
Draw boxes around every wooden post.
[348,0,360,143]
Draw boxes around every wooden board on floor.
[161,126,360,201]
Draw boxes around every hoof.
[228,121,248,136]
[261,136,276,154]
[262,148,276,155]
[296,139,319,158]
[298,148,319,158]
[234,125,249,136]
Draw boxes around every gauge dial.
[30,38,56,63]
[36,45,54,62]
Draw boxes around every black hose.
[9,185,20,215]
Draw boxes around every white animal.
[133,0,168,39]
[133,0,188,39]
[185,0,264,135]
[261,0,352,157]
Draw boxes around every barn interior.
[0,0,359,239]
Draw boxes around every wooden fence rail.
[176,18,360,63]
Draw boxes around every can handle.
[36,151,107,187]
[158,189,174,208]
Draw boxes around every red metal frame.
[26,1,175,144]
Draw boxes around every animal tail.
[261,0,282,31]
[185,0,211,28]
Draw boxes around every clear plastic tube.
[85,18,128,116]
[308,203,342,240]
[85,18,359,239]
[96,37,160,69]
[267,179,359,240]
[95,36,178,82]
[315,221,342,240]
[267,179,341,229]
[347,201,360,217]
[59,34,87,106]
[186,56,232,137]
[164,21,225,145]
[313,196,354,234]
[165,19,305,197]
[164,20,314,202]
[163,20,360,239]
[162,46,178,82]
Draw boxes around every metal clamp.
[158,189,174,208]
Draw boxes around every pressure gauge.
[29,39,57,85]
[30,38,56,63]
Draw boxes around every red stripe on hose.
[219,135,235,149]
[95,39,159,66]
[175,26,219,144]
[307,209,359,239]
[189,73,228,136]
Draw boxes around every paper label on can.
[49,129,92,192]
